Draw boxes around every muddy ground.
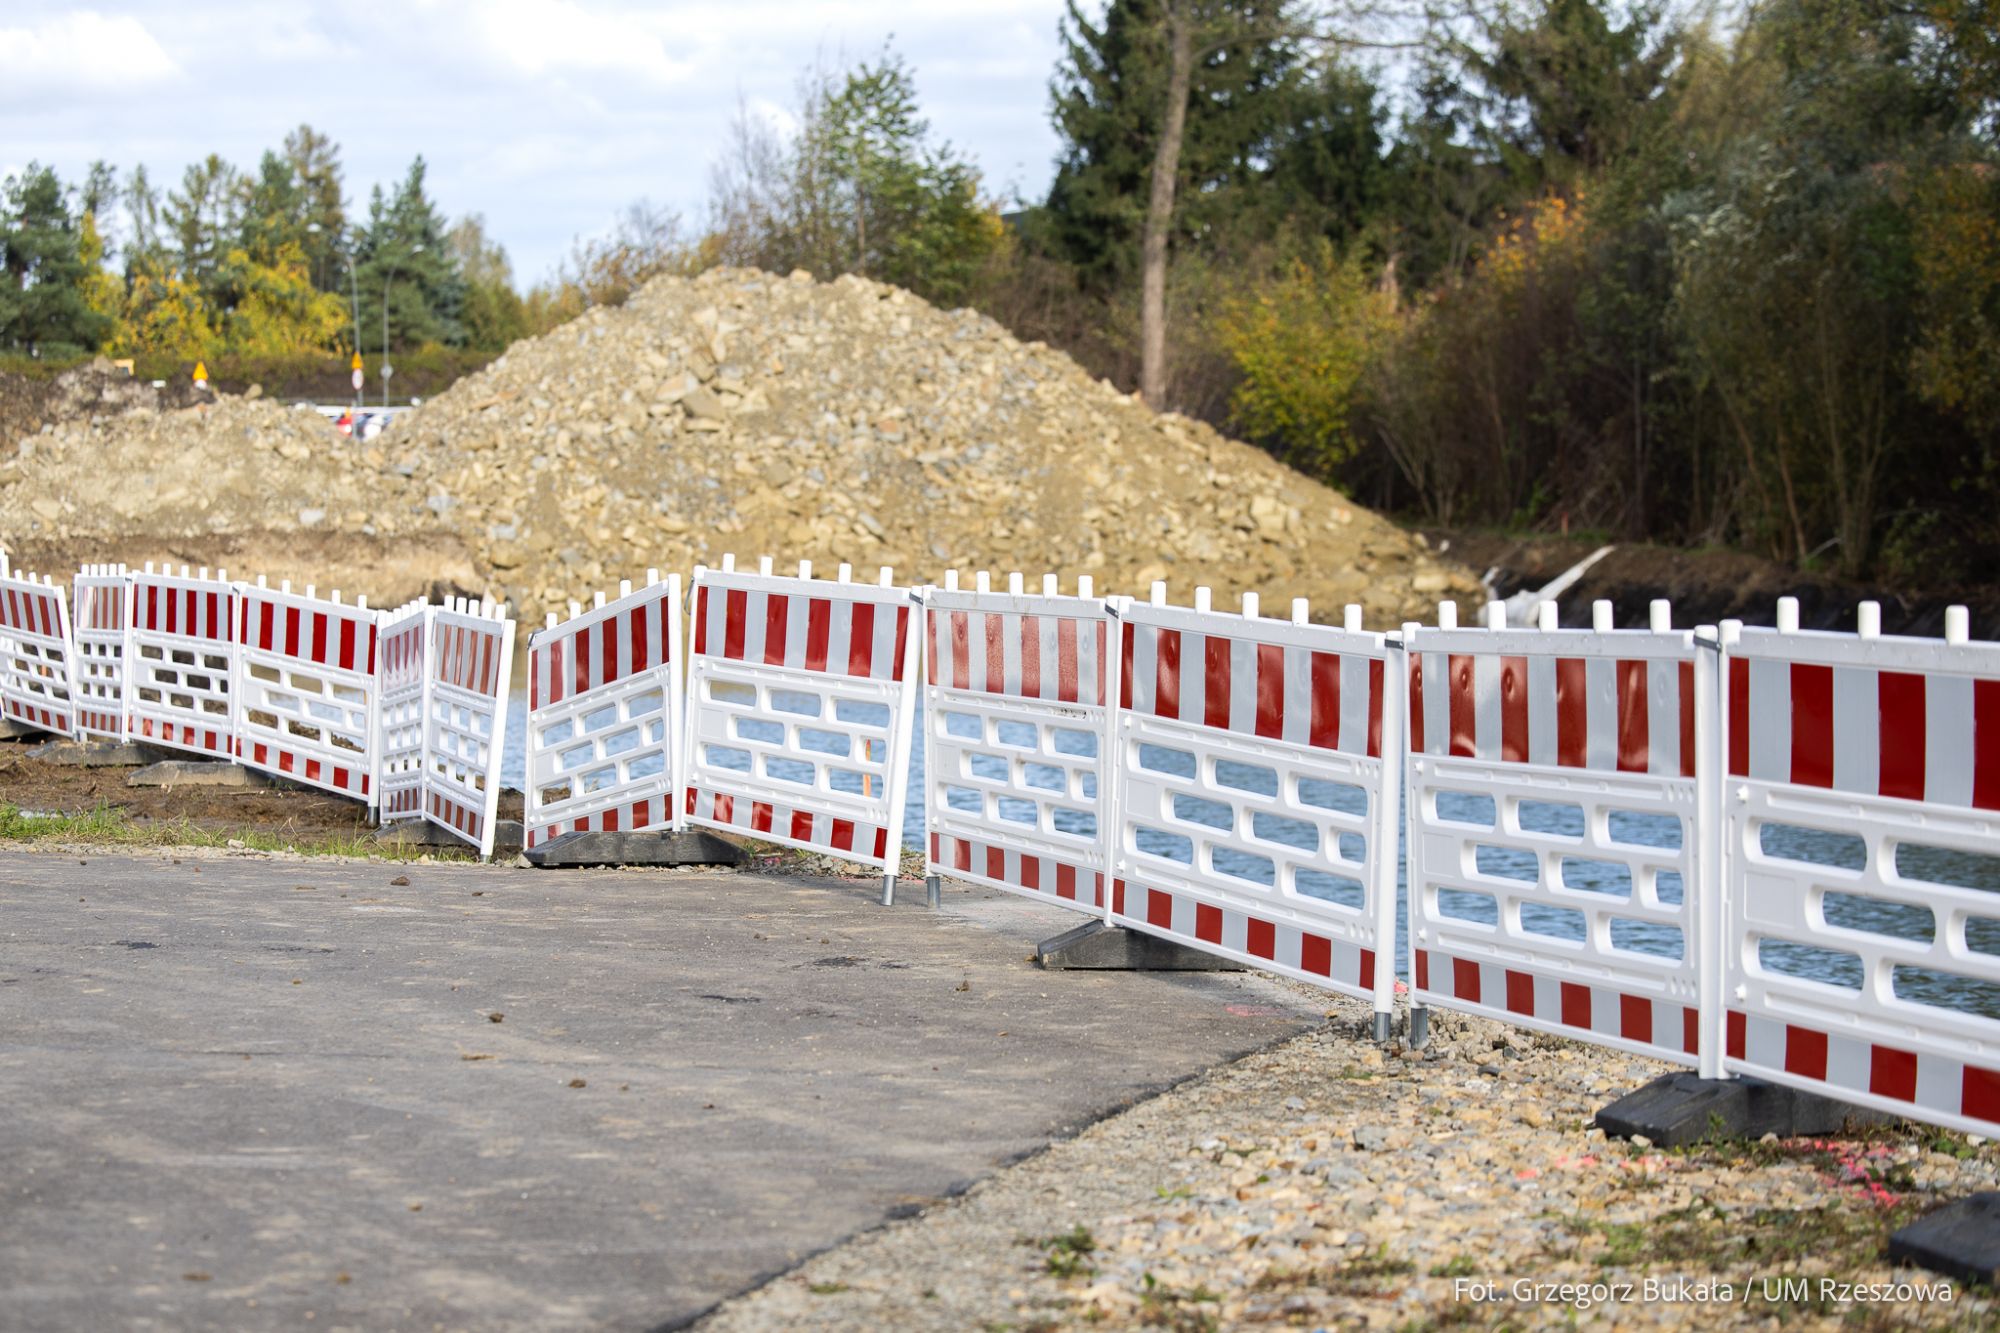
[0,736,523,842]
[1434,528,2000,638]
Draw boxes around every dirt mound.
[4,270,1478,624]
[392,267,1475,623]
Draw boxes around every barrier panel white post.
[923,570,1118,915]
[0,555,79,738]
[1404,599,1715,1066]
[524,572,684,848]
[1720,599,2000,1134]
[233,577,383,813]
[682,557,922,900]
[1110,584,1405,1025]
[72,564,133,742]
[420,597,516,858]
[128,563,237,759]
[376,600,431,826]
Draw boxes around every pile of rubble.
[3,271,1480,624]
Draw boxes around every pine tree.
[0,164,113,355]
[353,157,467,350]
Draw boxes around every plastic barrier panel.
[72,564,133,741]
[421,597,516,857]
[0,556,78,737]
[923,572,1115,913]
[128,564,237,759]
[1110,587,1404,1015]
[1721,602,2000,1134]
[1405,602,1717,1067]
[683,559,920,881]
[233,578,381,809]
[376,601,430,824]
[525,573,684,848]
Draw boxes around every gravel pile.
[388,267,1479,623]
[698,996,1997,1331]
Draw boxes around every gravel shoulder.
[696,993,2000,1332]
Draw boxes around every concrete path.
[0,852,1322,1331]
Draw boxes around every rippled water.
[500,692,2000,1015]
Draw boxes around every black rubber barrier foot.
[521,828,747,869]
[1594,1071,1891,1148]
[1035,921,1245,971]
[1888,1193,2000,1289]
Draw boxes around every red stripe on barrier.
[1203,635,1230,731]
[1309,653,1339,749]
[1020,615,1041,700]
[831,819,855,851]
[873,827,888,861]
[1255,642,1284,739]
[1020,854,1040,891]
[1683,1008,1699,1055]
[1871,1045,1918,1102]
[1120,623,1135,716]
[1784,1024,1829,1080]
[1366,658,1384,758]
[630,604,650,673]
[1727,1010,1746,1059]
[986,844,1006,882]
[764,594,789,667]
[1500,656,1528,763]
[1878,672,1926,802]
[985,611,1004,694]
[1195,902,1222,944]
[1617,659,1649,773]
[791,808,813,843]
[1729,657,1750,776]
[1301,932,1331,976]
[847,601,876,678]
[1056,862,1076,899]
[1556,658,1587,767]
[1407,655,1424,752]
[1976,679,2000,812]
[339,616,357,672]
[1678,660,1695,778]
[1452,956,1481,1004]
[1056,615,1078,703]
[1155,629,1181,720]
[1414,948,1429,991]
[715,793,733,825]
[1963,1066,2000,1123]
[1620,994,1652,1045]
[893,606,909,681]
[1505,969,1533,1016]
[1447,654,1475,758]
[693,586,710,655]
[285,606,301,658]
[1790,663,1834,788]
[257,601,275,651]
[950,611,969,690]
[723,589,747,660]
[311,611,329,667]
[1246,916,1274,959]
[750,801,773,833]
[164,586,178,635]
[805,598,830,673]
[1560,981,1590,1029]
[574,623,591,699]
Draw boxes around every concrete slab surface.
[0,852,1323,1331]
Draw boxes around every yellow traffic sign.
[192,361,208,383]
[351,352,363,372]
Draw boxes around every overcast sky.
[3,1,1071,285]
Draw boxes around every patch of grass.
[1561,1198,1920,1277]
[1154,1185,1194,1202]
[1427,1255,1478,1279]
[1254,1247,1414,1299]
[1041,1224,1097,1279]
[0,802,469,861]
[1138,1273,1220,1332]
[806,1280,849,1295]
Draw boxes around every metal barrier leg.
[1408,1005,1430,1050]
[1372,1011,1393,1043]
[925,874,940,909]
[880,873,896,907]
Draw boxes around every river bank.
[696,996,1998,1332]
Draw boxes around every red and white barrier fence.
[525,573,685,849]
[417,597,516,858]
[233,577,382,810]
[923,571,1118,914]
[128,564,237,759]
[1404,600,1719,1069]
[0,555,79,737]
[72,564,133,741]
[1720,599,2000,1134]
[683,557,921,893]
[376,600,431,825]
[1110,584,1406,1022]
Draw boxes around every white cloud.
[0,10,180,104]
[449,0,698,84]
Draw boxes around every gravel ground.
[696,991,1998,1332]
